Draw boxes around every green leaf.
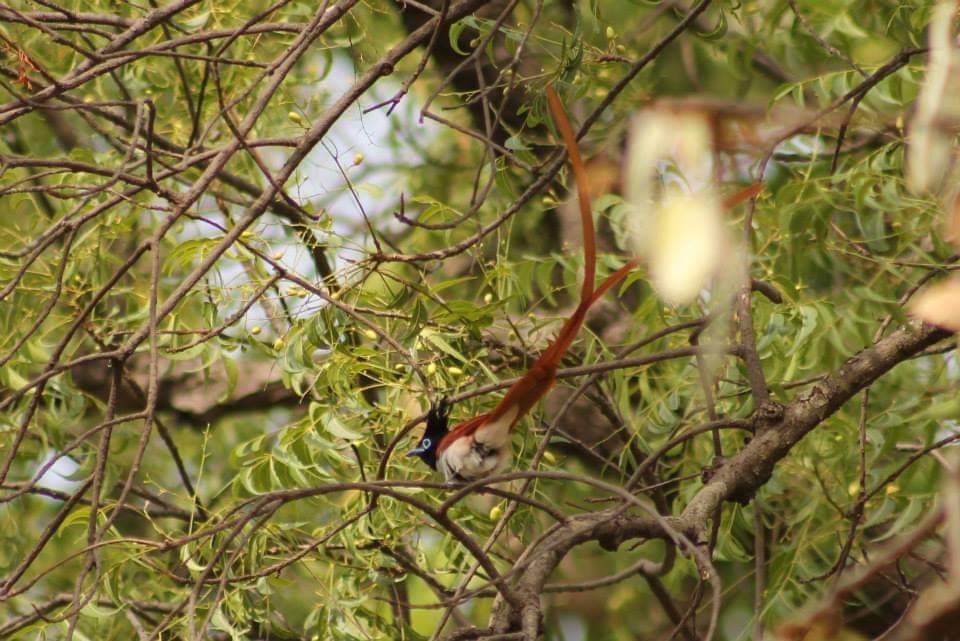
[419,328,468,364]
[321,413,364,442]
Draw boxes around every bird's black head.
[407,398,451,470]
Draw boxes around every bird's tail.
[486,88,639,426]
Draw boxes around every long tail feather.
[538,257,642,371]
[485,89,640,426]
[723,181,763,209]
[546,87,595,303]
[590,258,642,306]
[444,90,751,451]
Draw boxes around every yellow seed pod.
[885,484,899,495]
[288,111,305,125]
[489,504,503,521]
[847,481,860,497]
[447,366,463,376]
[363,329,378,341]
[250,326,262,336]
[273,338,285,351]
[605,26,615,39]
[542,451,557,465]
[426,363,437,375]
[352,152,364,166]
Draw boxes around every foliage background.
[0,1,958,640]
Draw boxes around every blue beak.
[407,446,426,457]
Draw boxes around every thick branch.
[682,320,950,527]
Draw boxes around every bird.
[408,86,641,482]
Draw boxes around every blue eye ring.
[421,438,432,449]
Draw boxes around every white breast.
[437,435,511,482]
